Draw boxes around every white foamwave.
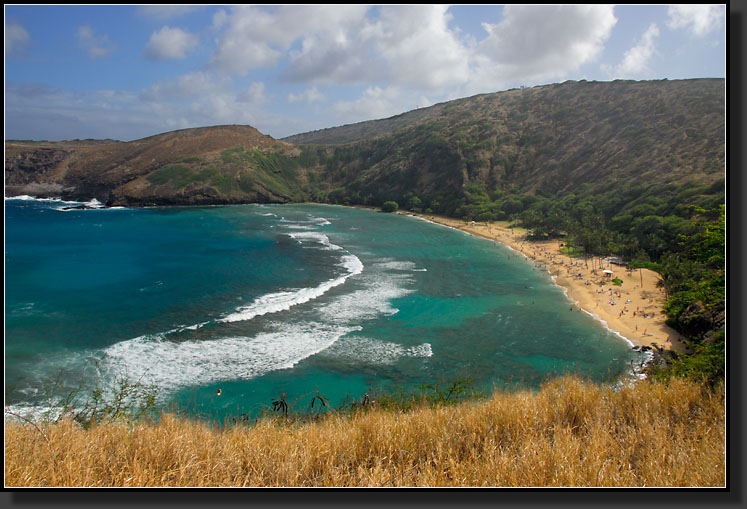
[219,254,363,323]
[287,231,342,250]
[320,267,415,323]
[6,195,72,204]
[6,194,45,201]
[280,223,316,229]
[279,216,331,227]
[322,337,433,366]
[100,322,361,394]
[376,260,418,271]
[5,195,108,208]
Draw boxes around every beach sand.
[409,214,689,354]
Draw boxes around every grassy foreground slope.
[5,376,724,487]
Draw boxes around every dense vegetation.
[651,207,725,384]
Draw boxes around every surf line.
[220,229,363,323]
[219,253,363,323]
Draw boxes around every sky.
[4,4,727,142]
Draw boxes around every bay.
[5,198,641,422]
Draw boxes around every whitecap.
[319,268,415,323]
[219,254,363,323]
[372,258,428,273]
[376,260,418,271]
[279,223,316,229]
[322,337,432,366]
[287,231,341,250]
[279,216,330,227]
[99,322,361,395]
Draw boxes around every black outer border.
[3,4,741,509]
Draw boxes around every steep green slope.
[284,79,724,216]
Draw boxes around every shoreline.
[405,212,689,354]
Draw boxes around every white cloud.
[667,5,725,37]
[137,73,288,135]
[209,6,296,75]
[145,26,199,60]
[76,25,116,59]
[210,5,371,78]
[281,6,381,84]
[5,20,31,58]
[141,71,231,102]
[374,5,471,91]
[605,23,660,78]
[210,8,229,31]
[238,82,271,104]
[331,86,414,124]
[476,5,617,83]
[281,5,471,91]
[207,5,619,98]
[288,87,326,104]
[209,5,470,91]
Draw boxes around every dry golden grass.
[4,376,725,487]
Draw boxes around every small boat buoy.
[216,389,222,396]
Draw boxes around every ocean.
[5,198,642,422]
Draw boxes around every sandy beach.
[409,214,689,354]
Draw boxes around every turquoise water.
[5,198,641,422]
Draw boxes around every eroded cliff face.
[5,146,76,196]
[5,140,125,201]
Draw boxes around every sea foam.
[99,322,362,395]
[322,336,433,366]
[219,253,363,323]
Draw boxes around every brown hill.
[5,125,304,206]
